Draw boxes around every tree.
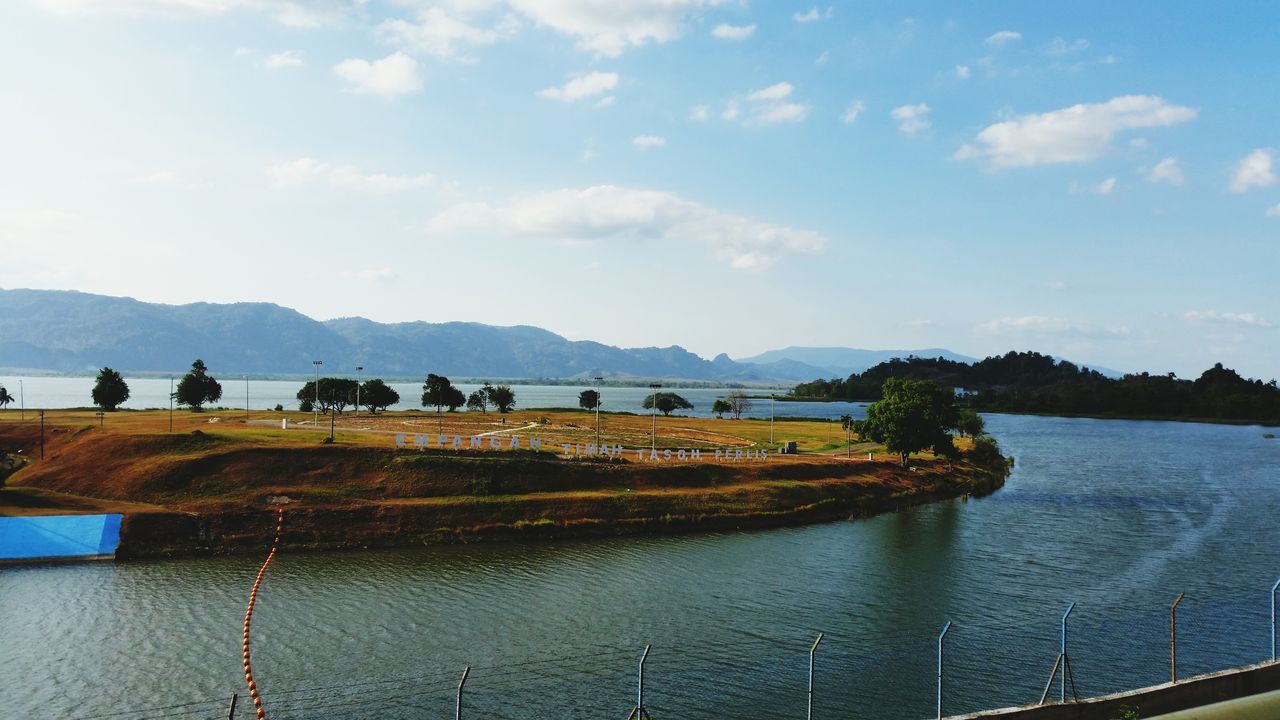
[421,374,465,413]
[725,391,752,420]
[579,389,600,411]
[174,359,222,412]
[466,388,489,413]
[711,399,731,419]
[0,386,13,409]
[359,379,399,414]
[296,378,359,414]
[956,408,985,438]
[857,378,960,466]
[91,367,130,411]
[489,385,516,413]
[644,392,694,416]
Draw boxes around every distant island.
[789,352,1280,426]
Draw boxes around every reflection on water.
[2,415,1279,719]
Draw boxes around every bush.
[274,404,284,412]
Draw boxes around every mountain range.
[0,289,982,382]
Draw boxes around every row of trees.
[79,360,224,412]
[791,351,1280,425]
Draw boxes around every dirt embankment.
[1,424,1008,557]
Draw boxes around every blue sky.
[2,1,1278,378]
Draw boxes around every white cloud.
[711,23,755,40]
[689,104,710,121]
[134,170,176,184]
[378,7,513,61]
[1183,311,1273,328]
[1228,149,1275,193]
[975,316,1131,337]
[1266,203,1280,217]
[1046,37,1089,55]
[815,50,829,65]
[333,52,424,97]
[984,30,1021,46]
[595,95,615,108]
[505,0,727,57]
[746,82,792,102]
[537,71,618,102]
[1046,280,1068,291]
[268,157,434,193]
[35,0,349,26]
[755,103,809,124]
[890,103,931,135]
[840,100,865,124]
[956,95,1197,168]
[265,49,304,69]
[1070,177,1116,195]
[954,64,971,79]
[721,101,740,121]
[427,185,828,270]
[632,135,665,149]
[234,47,253,57]
[1146,157,1185,186]
[793,6,831,23]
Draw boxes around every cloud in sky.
[793,6,831,23]
[537,72,619,102]
[891,103,931,135]
[840,100,865,124]
[1070,177,1116,195]
[954,95,1196,168]
[711,23,755,40]
[975,315,1131,337]
[1183,310,1273,328]
[333,52,424,97]
[717,82,809,125]
[427,185,828,271]
[632,135,665,149]
[1267,203,1280,217]
[265,49,304,69]
[954,64,971,79]
[378,7,515,61]
[505,0,727,57]
[35,0,348,26]
[984,30,1021,46]
[268,157,434,193]
[1046,37,1089,55]
[1146,157,1185,186]
[1228,149,1274,193]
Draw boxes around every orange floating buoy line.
[242,507,285,720]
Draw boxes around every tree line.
[78,359,224,412]
[790,351,1280,425]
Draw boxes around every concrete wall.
[0,514,123,563]
[947,661,1280,720]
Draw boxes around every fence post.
[1272,578,1280,661]
[938,621,952,720]
[1171,592,1185,683]
[808,633,823,720]
[1060,602,1075,703]
[456,665,470,720]
[226,693,238,720]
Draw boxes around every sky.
[1,1,1278,379]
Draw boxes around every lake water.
[0,375,861,420]
[2,415,1279,719]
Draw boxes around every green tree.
[174,359,222,412]
[0,386,14,409]
[489,385,516,413]
[422,374,466,412]
[644,392,694,416]
[956,408,986,438]
[578,389,600,411]
[711,398,731,419]
[725,391,752,419]
[857,377,960,466]
[91,367,130,411]
[359,379,400,414]
[466,387,489,413]
[296,378,359,414]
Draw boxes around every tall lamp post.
[355,366,363,418]
[593,376,603,449]
[770,393,776,444]
[19,379,24,421]
[168,376,174,432]
[312,360,323,426]
[244,375,249,422]
[648,382,661,455]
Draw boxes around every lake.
[2,414,1278,719]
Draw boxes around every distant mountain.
[736,346,978,377]
[0,289,778,381]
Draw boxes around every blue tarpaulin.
[0,514,123,561]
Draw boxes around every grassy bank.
[0,410,1008,557]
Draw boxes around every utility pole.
[329,390,336,442]
[648,382,661,455]
[19,379,24,421]
[244,375,249,423]
[312,359,323,426]
[355,366,363,418]
[594,376,603,449]
[770,393,775,444]
[169,376,174,432]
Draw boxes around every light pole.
[648,382,661,455]
[169,376,174,432]
[244,375,249,422]
[312,360,323,426]
[770,393,775,444]
[594,376,603,449]
[19,379,24,421]
[355,366,363,418]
